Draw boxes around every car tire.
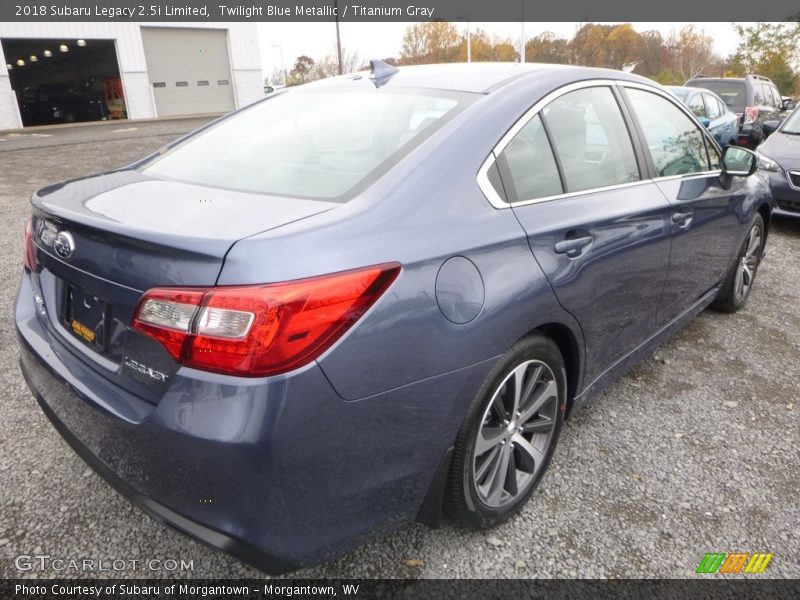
[711,213,765,313]
[444,333,566,529]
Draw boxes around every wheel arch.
[757,201,771,244]
[527,322,582,419]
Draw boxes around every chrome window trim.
[476,78,724,209]
[503,179,652,209]
[788,170,800,191]
[477,153,507,208]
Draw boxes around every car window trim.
[477,79,652,209]
[477,79,726,210]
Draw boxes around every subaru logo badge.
[53,231,75,259]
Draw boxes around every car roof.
[306,62,655,94]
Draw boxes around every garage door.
[141,27,235,117]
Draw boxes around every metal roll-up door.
[141,27,235,117]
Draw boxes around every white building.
[0,23,262,130]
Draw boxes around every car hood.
[758,131,800,164]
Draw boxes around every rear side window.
[626,88,711,177]
[541,86,640,193]
[140,88,472,201]
[499,114,563,202]
[753,84,766,106]
[768,85,782,109]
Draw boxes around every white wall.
[0,22,262,130]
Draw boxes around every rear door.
[620,85,745,325]
[494,83,673,383]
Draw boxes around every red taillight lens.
[23,216,37,271]
[744,106,759,125]
[132,263,401,377]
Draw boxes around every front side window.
[498,114,563,202]
[140,88,472,201]
[704,94,722,119]
[626,88,711,177]
[541,86,640,193]
[688,94,706,118]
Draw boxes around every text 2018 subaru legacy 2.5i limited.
[16,63,773,572]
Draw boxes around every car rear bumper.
[16,272,494,571]
[18,350,299,574]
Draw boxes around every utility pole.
[467,21,471,63]
[334,0,343,75]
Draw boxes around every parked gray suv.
[685,74,793,148]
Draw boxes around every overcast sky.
[257,22,746,78]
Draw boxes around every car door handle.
[554,235,593,257]
[671,208,694,228]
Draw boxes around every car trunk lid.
[28,169,336,400]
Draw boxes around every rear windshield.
[140,87,473,201]
[689,81,745,112]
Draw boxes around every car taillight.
[744,106,759,125]
[23,216,37,271]
[132,263,401,377]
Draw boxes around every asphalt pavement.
[0,119,798,579]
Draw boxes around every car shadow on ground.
[772,215,800,237]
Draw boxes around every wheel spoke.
[505,447,518,497]
[512,433,544,472]
[522,416,554,434]
[475,445,500,483]
[475,425,505,455]
[746,232,761,257]
[488,391,506,422]
[510,363,531,416]
[734,260,744,296]
[742,263,754,287]
[518,379,557,424]
[486,443,511,505]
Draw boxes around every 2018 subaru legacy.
[16,62,773,573]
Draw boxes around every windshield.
[782,107,800,134]
[690,81,745,112]
[141,87,473,201]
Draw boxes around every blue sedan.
[17,63,773,572]
[668,85,740,147]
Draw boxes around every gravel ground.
[0,121,798,580]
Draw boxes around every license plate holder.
[65,285,108,349]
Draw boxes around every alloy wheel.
[734,224,761,302]
[472,360,559,508]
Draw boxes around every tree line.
[271,22,800,96]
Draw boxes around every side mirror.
[763,120,781,136]
[782,99,796,111]
[721,146,757,177]
[698,117,711,128]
